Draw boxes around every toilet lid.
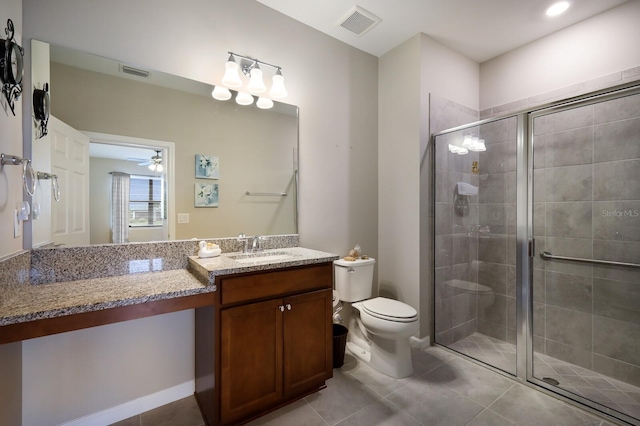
[361,297,418,322]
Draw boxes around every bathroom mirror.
[30,41,298,247]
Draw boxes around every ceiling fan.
[137,150,163,172]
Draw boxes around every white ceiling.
[89,143,157,163]
[256,0,629,62]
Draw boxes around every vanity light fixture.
[212,51,287,109]
[451,135,486,155]
[448,144,469,155]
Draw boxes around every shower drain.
[542,377,560,386]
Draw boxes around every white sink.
[233,254,294,264]
[228,251,295,264]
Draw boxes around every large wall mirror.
[29,40,298,248]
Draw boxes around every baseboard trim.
[58,380,195,426]
[410,335,431,350]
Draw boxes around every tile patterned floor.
[112,344,625,426]
[450,332,640,423]
[449,332,518,375]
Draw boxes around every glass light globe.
[222,60,242,88]
[248,68,266,94]
[270,72,288,99]
[257,97,274,109]
[235,91,254,106]
[212,86,231,101]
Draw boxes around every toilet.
[334,258,419,378]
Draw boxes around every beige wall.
[378,34,421,318]
[379,33,480,340]
[480,1,640,110]
[0,1,24,258]
[0,0,23,422]
[22,311,194,426]
[52,62,297,242]
[20,0,378,423]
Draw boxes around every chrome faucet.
[237,233,249,253]
[251,235,262,252]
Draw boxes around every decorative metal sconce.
[211,52,287,109]
[0,19,24,116]
[1,153,36,196]
[37,171,60,201]
[33,82,50,139]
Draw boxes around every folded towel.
[457,182,478,196]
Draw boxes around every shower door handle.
[540,251,640,268]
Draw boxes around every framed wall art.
[195,183,219,207]
[195,154,219,179]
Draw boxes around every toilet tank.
[334,258,376,302]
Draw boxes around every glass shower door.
[530,91,640,423]
[434,115,518,375]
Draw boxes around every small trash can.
[332,324,348,368]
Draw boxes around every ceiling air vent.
[120,64,150,78]
[337,6,381,36]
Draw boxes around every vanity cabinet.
[195,263,333,426]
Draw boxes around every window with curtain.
[128,175,164,227]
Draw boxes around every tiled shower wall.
[434,108,518,348]
[431,94,480,345]
[532,92,640,387]
[477,117,518,343]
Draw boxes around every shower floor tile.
[449,332,640,423]
[449,333,517,375]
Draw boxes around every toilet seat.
[361,297,418,323]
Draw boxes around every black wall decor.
[0,19,24,115]
[33,82,50,138]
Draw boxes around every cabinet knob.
[279,305,285,312]
[285,304,292,311]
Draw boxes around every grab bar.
[540,251,640,269]
[245,191,287,196]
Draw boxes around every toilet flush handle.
[348,267,355,273]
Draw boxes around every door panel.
[50,116,90,246]
[283,289,332,397]
[220,298,283,424]
[530,92,640,423]
[433,115,518,375]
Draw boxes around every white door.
[50,116,90,246]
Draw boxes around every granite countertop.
[188,247,340,281]
[0,269,214,327]
[0,246,339,328]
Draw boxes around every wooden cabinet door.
[283,289,333,398]
[221,298,283,424]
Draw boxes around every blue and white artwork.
[195,154,219,179]
[195,183,219,207]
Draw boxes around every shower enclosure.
[433,84,640,425]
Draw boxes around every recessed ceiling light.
[546,1,570,17]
